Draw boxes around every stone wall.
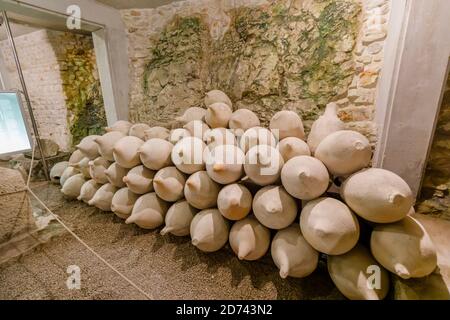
[417,69,450,220]
[0,29,106,151]
[122,0,390,141]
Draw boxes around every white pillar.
[374,0,450,196]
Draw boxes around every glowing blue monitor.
[0,91,32,156]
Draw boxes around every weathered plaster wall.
[122,0,390,141]
[0,29,106,150]
[417,69,450,220]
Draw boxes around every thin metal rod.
[2,10,50,181]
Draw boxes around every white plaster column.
[373,0,450,197]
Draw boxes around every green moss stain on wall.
[140,0,361,128]
[417,72,450,220]
[61,36,106,146]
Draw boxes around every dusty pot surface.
[126,192,169,229]
[183,120,210,140]
[371,215,437,279]
[340,168,413,223]
[204,128,236,150]
[94,131,126,161]
[300,197,360,255]
[105,120,132,135]
[328,244,390,300]
[205,102,233,128]
[88,183,118,211]
[252,185,298,230]
[144,126,170,141]
[270,110,305,140]
[228,109,260,137]
[190,208,230,253]
[307,102,344,154]
[169,128,191,144]
[229,216,271,261]
[111,187,139,219]
[123,165,155,194]
[271,225,319,278]
[113,136,144,169]
[244,145,284,186]
[281,156,329,200]
[129,123,151,140]
[140,138,173,170]
[217,183,252,220]
[176,107,207,125]
[171,137,206,174]
[88,157,111,184]
[161,200,198,237]
[105,162,130,188]
[278,137,311,162]
[76,135,100,160]
[69,149,84,166]
[50,161,69,184]
[71,157,91,179]
[61,173,86,199]
[205,144,245,184]
[239,127,277,154]
[184,171,221,209]
[78,179,101,203]
[204,90,232,108]
[314,130,372,177]
[153,166,186,202]
[60,166,80,187]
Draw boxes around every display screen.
[0,91,32,156]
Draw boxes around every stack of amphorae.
[52,89,437,300]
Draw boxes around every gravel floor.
[0,182,344,300]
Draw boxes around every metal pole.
[1,10,50,181]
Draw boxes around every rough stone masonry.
[121,0,390,143]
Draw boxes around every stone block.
[362,31,387,45]
[359,70,379,88]
[339,105,374,122]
